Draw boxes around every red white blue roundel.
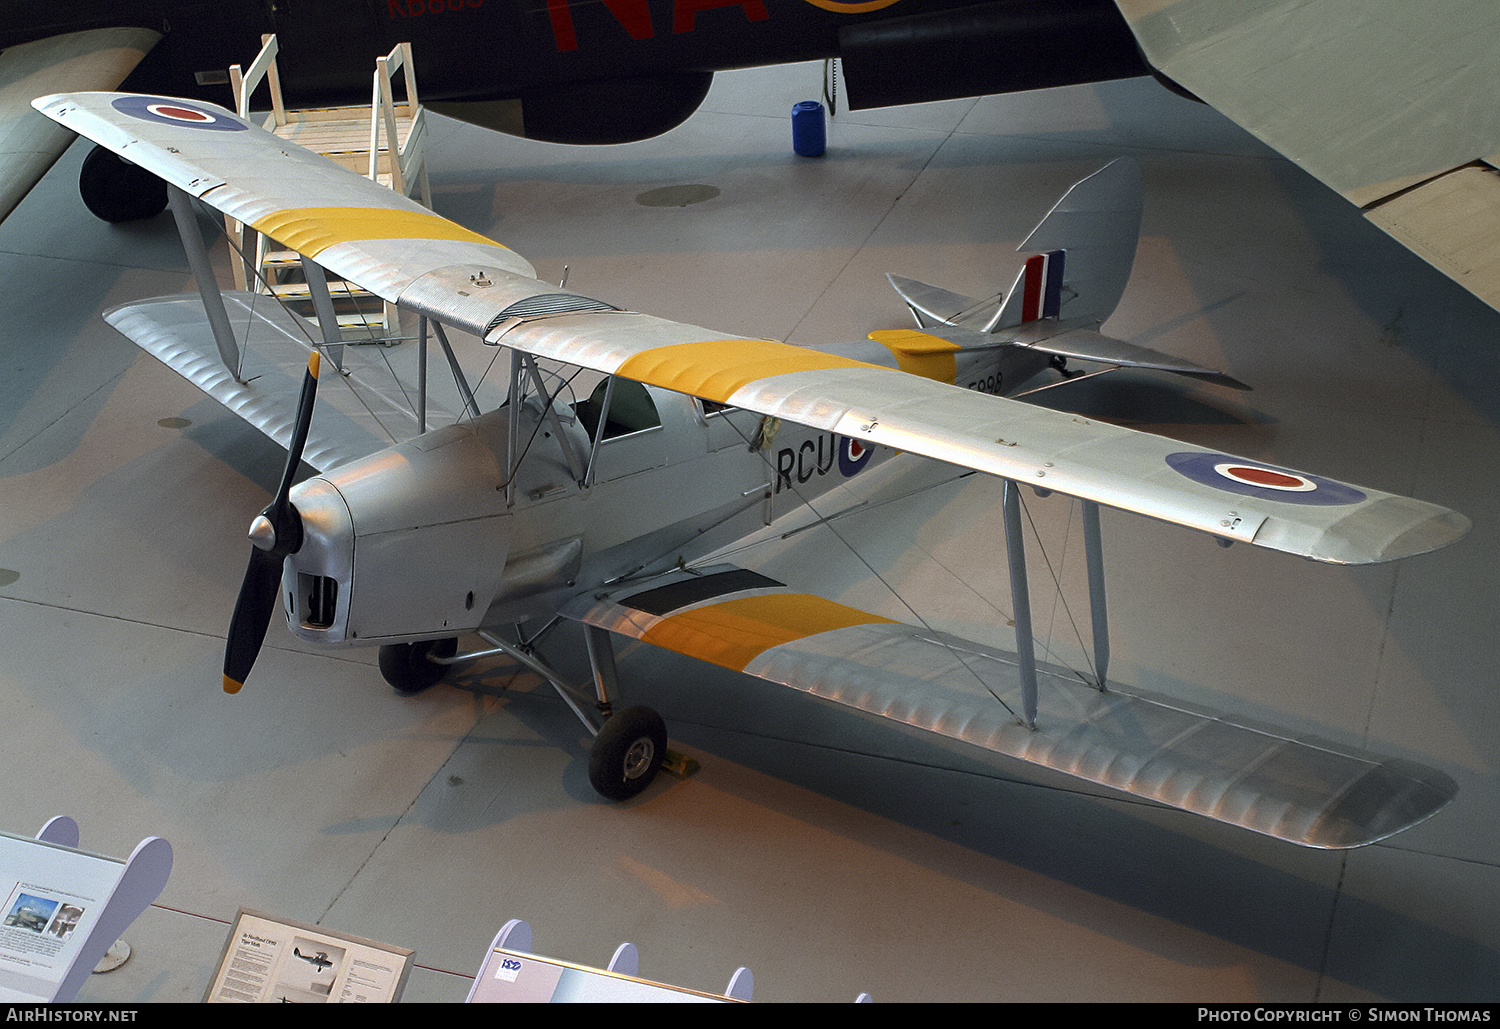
[110,96,247,131]
[1166,452,1365,505]
[838,436,873,477]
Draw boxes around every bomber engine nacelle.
[284,414,519,647]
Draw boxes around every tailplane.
[884,158,1248,390]
[889,158,1143,334]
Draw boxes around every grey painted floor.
[0,64,1496,1003]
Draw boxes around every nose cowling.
[283,419,516,648]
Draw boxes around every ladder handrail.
[228,33,286,125]
[369,42,419,193]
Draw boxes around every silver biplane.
[33,91,1470,849]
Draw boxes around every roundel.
[800,0,903,12]
[838,436,873,477]
[1165,452,1365,506]
[109,96,248,131]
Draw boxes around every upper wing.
[0,28,160,222]
[32,91,1469,564]
[1115,0,1500,314]
[563,564,1456,849]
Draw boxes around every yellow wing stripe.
[867,328,960,383]
[641,593,897,672]
[615,338,880,403]
[250,206,508,257]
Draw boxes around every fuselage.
[280,334,1053,648]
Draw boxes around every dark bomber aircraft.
[0,0,1147,219]
[7,2,1500,314]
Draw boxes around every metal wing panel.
[487,309,1466,563]
[565,566,1456,848]
[493,313,1462,563]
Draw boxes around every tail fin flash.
[1013,157,1143,327]
[989,249,1066,330]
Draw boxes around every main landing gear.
[375,624,677,801]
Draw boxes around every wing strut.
[520,351,586,484]
[1002,479,1040,728]
[299,257,346,372]
[165,186,240,378]
[416,316,429,434]
[1004,487,1114,726]
[1081,499,1110,690]
[432,321,481,420]
[582,375,617,488]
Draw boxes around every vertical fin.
[1019,157,1143,326]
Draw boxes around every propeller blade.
[272,351,320,507]
[222,351,321,694]
[223,548,284,694]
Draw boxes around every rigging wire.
[695,412,1101,723]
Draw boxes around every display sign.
[205,909,413,1003]
[0,832,125,1002]
[469,946,739,1003]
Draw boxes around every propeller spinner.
[223,352,321,693]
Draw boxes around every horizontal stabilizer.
[887,273,999,329]
[565,566,1457,849]
[1011,324,1251,389]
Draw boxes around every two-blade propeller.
[223,352,321,694]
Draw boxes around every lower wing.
[563,564,1456,849]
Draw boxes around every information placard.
[205,909,413,1003]
[0,832,125,1002]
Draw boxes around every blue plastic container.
[791,100,826,157]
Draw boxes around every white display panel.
[469,946,737,1003]
[0,831,125,1002]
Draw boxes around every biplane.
[32,91,1469,849]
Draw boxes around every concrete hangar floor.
[0,63,1495,1004]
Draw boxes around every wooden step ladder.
[222,34,431,340]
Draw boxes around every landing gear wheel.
[78,145,168,223]
[588,706,667,801]
[379,638,458,694]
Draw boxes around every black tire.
[588,706,667,801]
[378,638,458,694]
[78,144,168,223]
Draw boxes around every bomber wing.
[564,564,1456,849]
[0,28,160,223]
[1114,0,1500,315]
[32,91,1468,564]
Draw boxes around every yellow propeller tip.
[222,675,244,695]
